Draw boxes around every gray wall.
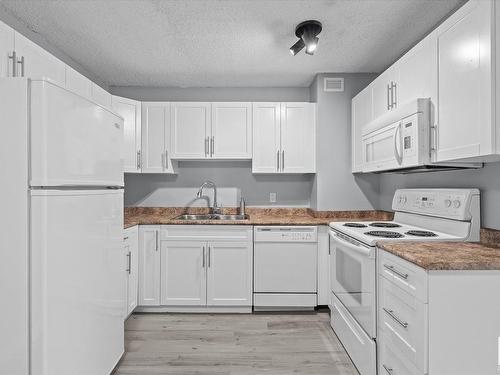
[378,163,500,230]
[125,161,313,207]
[110,86,310,102]
[310,73,379,211]
[116,87,314,207]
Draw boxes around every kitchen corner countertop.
[377,241,500,271]
[124,207,394,229]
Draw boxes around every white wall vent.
[324,77,344,92]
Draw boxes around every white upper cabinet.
[65,65,91,98]
[14,31,65,86]
[112,96,142,173]
[396,32,437,112]
[91,83,112,108]
[252,102,316,174]
[369,32,437,124]
[141,102,176,174]
[435,0,497,162]
[281,102,316,173]
[351,86,373,173]
[371,66,397,119]
[0,21,14,77]
[170,102,211,159]
[211,102,252,159]
[252,103,281,173]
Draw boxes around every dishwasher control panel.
[254,226,318,242]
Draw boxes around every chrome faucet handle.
[212,204,222,215]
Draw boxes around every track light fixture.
[290,20,322,56]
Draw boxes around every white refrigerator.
[0,78,125,375]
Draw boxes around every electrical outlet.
[269,192,277,203]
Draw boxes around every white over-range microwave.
[361,99,431,173]
[360,99,481,173]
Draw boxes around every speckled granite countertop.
[378,240,500,271]
[124,207,394,229]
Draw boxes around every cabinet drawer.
[378,328,424,375]
[378,249,428,302]
[161,225,252,241]
[379,276,428,371]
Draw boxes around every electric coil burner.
[406,230,437,237]
[370,222,401,228]
[364,231,404,238]
[343,223,368,228]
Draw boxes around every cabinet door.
[211,102,252,159]
[138,226,161,306]
[125,227,139,315]
[281,102,316,173]
[252,103,281,173]
[435,0,492,162]
[396,33,437,111]
[206,241,253,306]
[90,83,112,108]
[160,241,206,306]
[141,102,176,173]
[371,66,396,119]
[113,96,142,173]
[123,236,131,318]
[170,102,210,159]
[14,31,65,86]
[65,65,91,98]
[0,21,14,77]
[351,87,372,173]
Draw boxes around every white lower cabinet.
[378,249,500,375]
[124,226,139,317]
[138,226,161,306]
[160,241,207,306]
[138,225,253,311]
[206,241,253,306]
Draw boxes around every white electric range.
[328,188,480,375]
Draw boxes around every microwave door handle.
[332,233,372,257]
[393,123,403,165]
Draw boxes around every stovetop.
[329,221,463,246]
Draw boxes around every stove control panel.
[392,189,480,221]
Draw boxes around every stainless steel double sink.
[173,214,249,221]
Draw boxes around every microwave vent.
[324,77,344,92]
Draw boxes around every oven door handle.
[330,231,372,257]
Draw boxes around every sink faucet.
[196,180,221,214]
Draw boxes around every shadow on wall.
[354,173,381,209]
[124,161,314,207]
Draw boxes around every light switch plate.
[269,192,277,203]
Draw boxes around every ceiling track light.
[289,20,322,56]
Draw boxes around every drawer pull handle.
[383,307,408,328]
[383,264,408,279]
[382,364,394,374]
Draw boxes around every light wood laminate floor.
[114,311,359,375]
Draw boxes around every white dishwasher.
[253,226,318,311]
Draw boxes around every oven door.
[329,230,376,338]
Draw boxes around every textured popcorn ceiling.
[0,0,464,87]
